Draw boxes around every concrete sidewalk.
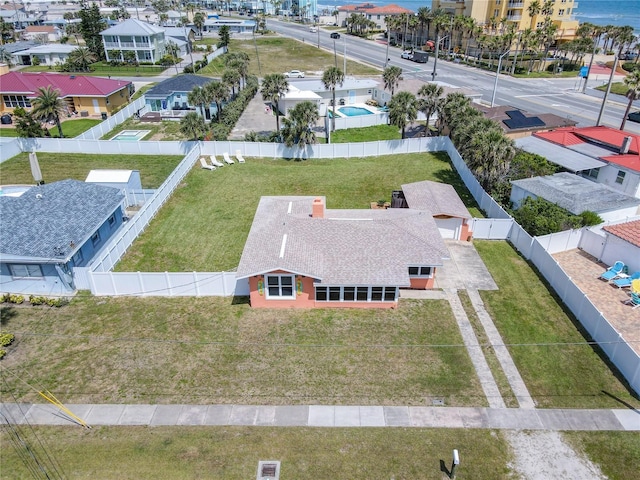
[2,403,639,431]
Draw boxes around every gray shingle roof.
[0,179,124,262]
[100,18,164,36]
[144,74,216,98]
[236,196,448,286]
[511,172,640,215]
[401,180,471,219]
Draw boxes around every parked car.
[330,32,340,39]
[620,51,638,61]
[401,50,413,59]
[628,110,640,124]
[284,70,305,78]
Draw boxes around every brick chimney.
[312,197,324,218]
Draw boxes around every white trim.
[265,274,295,300]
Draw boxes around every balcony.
[507,2,524,7]
[507,14,522,21]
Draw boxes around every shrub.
[580,210,603,226]
[0,349,6,360]
[9,294,24,304]
[0,333,15,347]
[29,295,46,305]
[46,297,68,307]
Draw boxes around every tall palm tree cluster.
[345,13,376,37]
[180,51,254,141]
[384,4,638,76]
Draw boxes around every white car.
[401,50,413,59]
[309,26,317,33]
[284,70,305,78]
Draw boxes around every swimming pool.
[337,106,374,117]
[111,130,151,141]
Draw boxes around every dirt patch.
[506,431,606,480]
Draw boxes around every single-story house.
[202,18,256,33]
[22,25,62,42]
[163,26,196,49]
[236,181,468,309]
[0,180,125,296]
[472,105,578,139]
[0,40,37,66]
[510,172,640,222]
[527,126,640,199]
[279,77,379,116]
[143,74,218,119]
[12,43,77,66]
[85,169,142,207]
[0,71,133,117]
[600,219,640,274]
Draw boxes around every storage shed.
[85,169,142,206]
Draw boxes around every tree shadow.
[0,306,17,327]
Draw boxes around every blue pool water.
[338,106,374,117]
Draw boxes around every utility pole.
[491,50,510,107]
[582,36,599,93]
[385,27,390,68]
[430,32,440,81]
[343,35,346,75]
[596,54,619,126]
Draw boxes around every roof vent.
[35,193,43,199]
[70,75,76,79]
[620,136,632,154]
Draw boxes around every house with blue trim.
[144,74,219,119]
[0,180,125,296]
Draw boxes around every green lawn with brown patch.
[0,295,482,406]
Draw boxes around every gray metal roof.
[515,136,607,172]
[402,180,471,219]
[511,172,640,214]
[2,41,37,53]
[100,18,164,36]
[236,196,448,286]
[288,77,378,92]
[0,179,124,262]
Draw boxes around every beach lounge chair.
[624,290,640,309]
[223,152,235,165]
[200,157,215,170]
[599,261,625,281]
[235,150,245,163]
[612,271,640,288]
[209,155,224,167]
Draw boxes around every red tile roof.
[603,219,640,248]
[0,71,131,98]
[338,3,413,14]
[25,26,56,33]
[534,126,640,173]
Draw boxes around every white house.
[13,43,77,66]
[100,18,166,63]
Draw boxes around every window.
[266,274,295,299]
[357,287,368,301]
[9,264,43,278]
[558,9,565,15]
[72,250,83,266]
[3,95,31,108]
[329,287,341,301]
[315,286,396,302]
[585,168,599,179]
[108,214,116,228]
[616,170,626,184]
[91,231,101,246]
[316,286,327,301]
[408,266,433,277]
[384,287,397,302]
[343,287,355,301]
[371,287,383,301]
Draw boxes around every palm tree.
[225,52,250,90]
[30,86,66,138]
[382,66,402,97]
[388,91,418,139]
[417,83,444,136]
[222,68,241,98]
[620,69,640,130]
[322,66,344,132]
[180,111,207,140]
[416,7,431,46]
[193,11,205,37]
[281,101,319,148]
[465,129,515,192]
[260,73,289,134]
[187,85,208,120]
[439,92,470,135]
[205,81,230,122]
[68,46,96,72]
[527,0,541,30]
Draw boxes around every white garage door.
[435,218,461,239]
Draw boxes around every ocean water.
[318,0,640,34]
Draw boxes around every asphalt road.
[269,19,640,134]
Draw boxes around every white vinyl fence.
[77,97,147,140]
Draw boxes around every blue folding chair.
[599,261,625,281]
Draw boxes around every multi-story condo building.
[433,0,579,39]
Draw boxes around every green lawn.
[0,119,101,138]
[564,431,640,480]
[0,427,514,480]
[199,37,380,77]
[0,295,482,406]
[0,152,182,189]
[116,153,482,272]
[475,240,640,410]
[595,82,629,95]
[331,124,401,143]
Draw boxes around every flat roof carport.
[515,136,607,173]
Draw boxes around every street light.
[430,34,449,82]
[491,50,510,108]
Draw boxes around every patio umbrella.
[29,150,43,185]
